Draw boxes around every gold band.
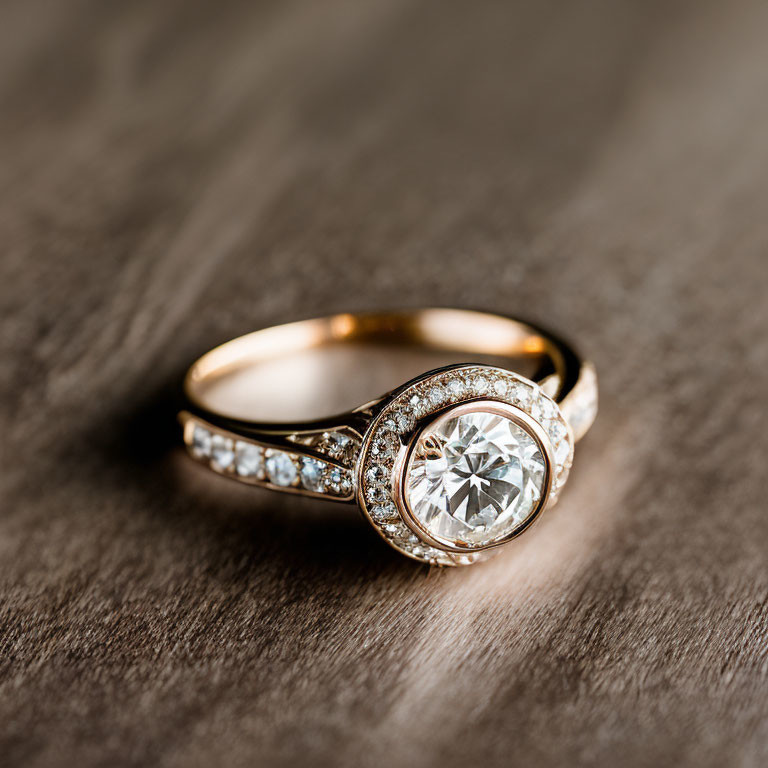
[179,309,597,566]
[183,309,594,435]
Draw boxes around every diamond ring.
[180,309,597,566]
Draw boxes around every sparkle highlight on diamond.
[405,409,547,548]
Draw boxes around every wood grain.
[1,1,767,766]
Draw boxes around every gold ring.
[180,309,598,566]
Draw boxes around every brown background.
[2,1,767,766]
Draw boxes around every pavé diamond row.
[184,421,356,498]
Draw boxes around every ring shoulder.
[178,410,369,503]
[557,362,598,441]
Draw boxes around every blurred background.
[1,1,767,767]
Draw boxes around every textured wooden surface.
[2,1,768,766]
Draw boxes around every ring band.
[180,309,598,566]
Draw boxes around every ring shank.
[184,309,596,450]
[185,309,583,416]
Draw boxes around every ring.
[179,309,598,566]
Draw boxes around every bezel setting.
[357,365,574,566]
[395,401,553,552]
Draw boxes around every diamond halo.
[357,365,574,566]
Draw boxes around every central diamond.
[405,408,547,547]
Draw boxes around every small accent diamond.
[371,502,398,522]
[191,425,212,458]
[266,452,298,487]
[300,457,326,492]
[548,420,567,445]
[365,464,389,485]
[380,418,399,435]
[235,441,264,477]
[554,439,570,467]
[371,431,400,460]
[384,522,408,538]
[366,485,390,504]
[493,379,508,397]
[534,397,558,422]
[394,408,416,434]
[409,394,427,418]
[210,434,234,470]
[326,468,353,495]
[428,385,447,408]
[320,432,356,465]
[447,379,465,400]
[510,381,533,408]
